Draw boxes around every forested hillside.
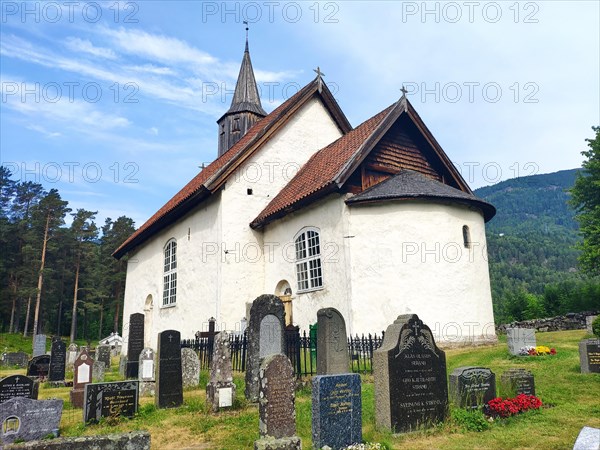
[475,169,599,323]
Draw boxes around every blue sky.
[1,1,598,229]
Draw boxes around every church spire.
[217,25,267,157]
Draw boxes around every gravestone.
[181,348,200,388]
[254,354,301,450]
[67,343,78,367]
[139,348,156,397]
[586,315,598,335]
[245,294,286,402]
[579,338,600,373]
[126,313,144,378]
[0,397,62,445]
[96,344,111,369]
[500,368,535,397]
[32,334,47,357]
[312,373,362,450]
[48,339,66,383]
[449,366,496,409]
[83,380,139,423]
[373,314,448,433]
[506,327,536,355]
[26,355,50,378]
[119,354,127,377]
[93,360,105,382]
[573,426,600,450]
[0,375,38,404]
[206,332,236,412]
[316,307,350,375]
[155,330,183,408]
[71,349,93,408]
[1,352,29,368]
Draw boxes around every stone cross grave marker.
[449,366,496,409]
[48,338,66,383]
[500,368,535,397]
[506,327,536,355]
[312,373,362,450]
[96,344,111,369]
[139,347,156,397]
[317,307,350,375]
[206,332,236,412]
[0,397,63,445]
[374,314,448,433]
[83,380,139,423]
[126,313,144,378]
[181,348,200,388]
[32,334,47,357]
[245,294,285,402]
[26,355,50,378]
[254,354,301,450]
[70,349,93,408]
[156,330,183,408]
[579,338,600,373]
[0,375,38,404]
[1,352,29,368]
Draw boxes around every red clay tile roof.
[250,103,397,229]
[113,78,350,259]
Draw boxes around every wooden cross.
[400,85,408,96]
[313,66,325,78]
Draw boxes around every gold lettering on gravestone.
[101,391,136,418]
[589,351,600,366]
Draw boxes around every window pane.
[309,258,323,288]
[296,262,308,291]
[295,234,306,260]
[307,230,320,257]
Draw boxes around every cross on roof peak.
[313,67,325,79]
[400,85,408,97]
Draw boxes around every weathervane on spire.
[244,21,249,51]
[313,66,325,92]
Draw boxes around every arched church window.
[294,228,323,292]
[163,239,177,306]
[462,225,471,249]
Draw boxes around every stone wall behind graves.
[497,311,598,334]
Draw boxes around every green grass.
[1,330,598,449]
[0,333,97,356]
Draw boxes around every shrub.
[592,316,600,337]
[451,408,490,432]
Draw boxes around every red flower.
[550,348,556,355]
[486,394,542,418]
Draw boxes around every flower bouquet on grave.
[527,345,557,356]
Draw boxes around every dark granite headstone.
[579,338,600,373]
[70,349,93,408]
[1,352,29,368]
[155,330,183,408]
[254,354,301,450]
[312,373,361,450]
[181,348,200,388]
[26,355,50,378]
[32,334,47,357]
[48,339,66,382]
[316,307,350,375]
[206,332,236,412]
[449,366,496,409]
[245,294,286,402]
[0,375,38,404]
[126,313,144,378]
[83,380,139,423]
[139,347,156,397]
[506,327,536,355]
[374,314,448,433]
[500,368,535,397]
[0,397,62,445]
[96,344,111,369]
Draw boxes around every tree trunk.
[23,296,31,337]
[69,254,80,344]
[98,298,104,341]
[57,299,63,337]
[32,213,51,338]
[113,284,122,333]
[9,297,16,333]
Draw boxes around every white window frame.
[294,227,324,293]
[162,239,177,307]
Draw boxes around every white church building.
[114,40,498,347]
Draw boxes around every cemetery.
[0,305,599,449]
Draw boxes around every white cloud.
[65,37,117,60]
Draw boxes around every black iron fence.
[181,329,384,378]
